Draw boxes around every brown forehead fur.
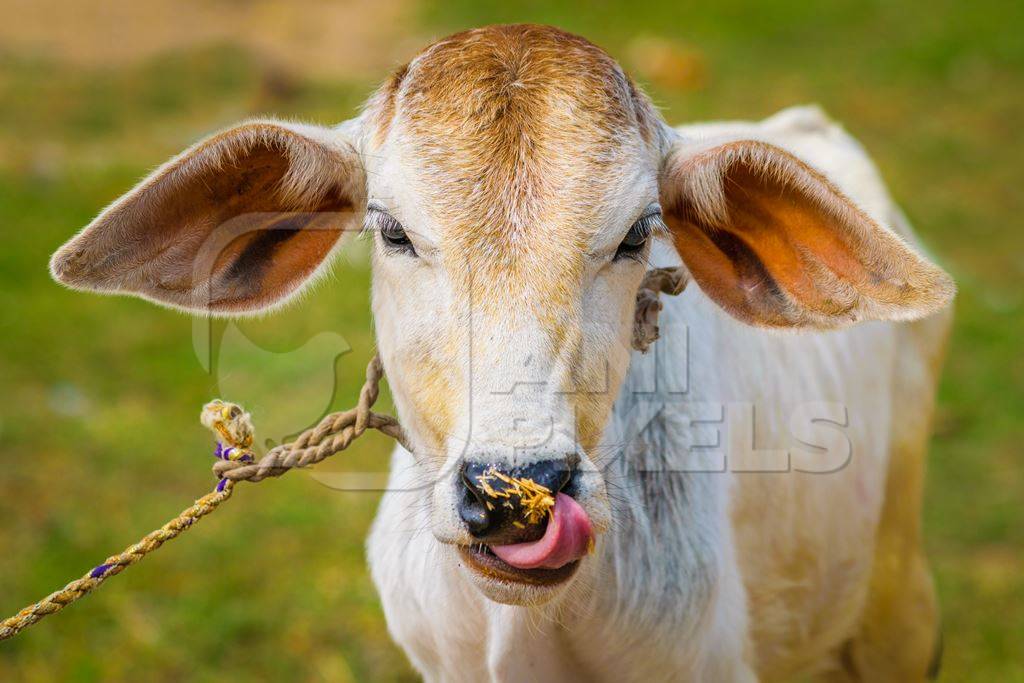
[366,26,661,449]
[367,25,662,314]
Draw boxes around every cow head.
[51,25,954,606]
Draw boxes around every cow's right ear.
[50,119,365,315]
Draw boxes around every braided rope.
[0,354,405,642]
[211,355,409,484]
[0,268,685,642]
[0,486,235,642]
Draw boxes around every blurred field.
[0,1,1021,680]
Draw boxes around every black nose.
[458,457,575,545]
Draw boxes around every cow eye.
[369,208,416,256]
[614,209,661,261]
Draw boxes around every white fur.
[366,106,951,681]
[51,96,950,680]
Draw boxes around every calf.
[51,25,954,682]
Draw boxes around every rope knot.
[201,400,255,456]
[201,400,256,491]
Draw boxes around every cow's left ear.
[659,139,954,329]
[51,119,365,315]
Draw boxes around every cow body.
[50,24,953,683]
[368,106,951,682]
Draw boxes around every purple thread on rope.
[223,447,234,460]
[90,563,113,579]
[216,479,228,493]
[214,442,224,459]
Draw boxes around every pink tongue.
[491,493,593,570]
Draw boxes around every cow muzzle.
[456,455,595,589]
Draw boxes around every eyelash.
[614,210,662,262]
[366,209,415,256]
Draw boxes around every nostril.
[559,452,581,496]
[553,460,573,493]
[532,456,575,496]
[459,497,491,536]
[459,466,492,537]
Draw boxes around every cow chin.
[456,544,585,606]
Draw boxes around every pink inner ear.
[664,143,954,329]
[51,126,360,314]
[200,209,350,312]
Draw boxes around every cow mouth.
[457,492,594,587]
[458,544,580,586]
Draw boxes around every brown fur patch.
[366,25,661,443]
[368,25,657,313]
[394,342,460,458]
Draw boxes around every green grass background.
[1,1,1021,680]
